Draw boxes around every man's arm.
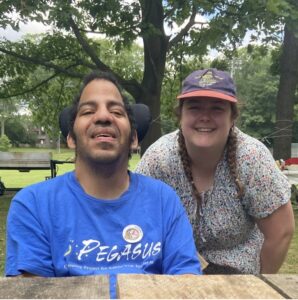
[255,201,295,273]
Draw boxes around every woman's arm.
[255,201,295,274]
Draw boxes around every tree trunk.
[0,119,5,136]
[138,0,169,154]
[273,24,298,160]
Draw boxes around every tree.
[1,38,144,140]
[6,116,37,146]
[232,47,279,146]
[0,0,297,152]
[0,98,19,136]
[273,23,298,160]
[256,0,298,159]
[0,134,11,151]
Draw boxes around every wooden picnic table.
[0,274,297,299]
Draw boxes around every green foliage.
[0,0,297,148]
[233,46,280,146]
[160,56,207,134]
[0,134,12,151]
[0,36,144,139]
[5,116,37,146]
[270,46,282,75]
[0,99,19,120]
[210,58,230,71]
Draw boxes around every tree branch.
[68,16,143,99]
[168,3,199,49]
[68,16,112,72]
[0,46,84,78]
[1,71,63,99]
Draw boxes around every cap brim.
[177,90,237,103]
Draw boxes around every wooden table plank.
[0,275,109,299]
[261,274,298,299]
[117,274,284,299]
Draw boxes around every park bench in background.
[0,152,55,176]
[0,152,53,173]
[0,152,65,191]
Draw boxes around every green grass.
[0,192,14,276]
[278,207,298,274]
[1,148,140,189]
[0,148,75,189]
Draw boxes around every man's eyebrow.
[78,100,96,110]
[77,99,126,109]
[106,99,126,109]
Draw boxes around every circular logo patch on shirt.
[122,225,143,243]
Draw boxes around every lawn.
[0,192,13,276]
[1,148,140,189]
[279,208,298,273]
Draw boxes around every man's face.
[67,79,137,165]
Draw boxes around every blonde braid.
[227,127,244,198]
[178,129,202,208]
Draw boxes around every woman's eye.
[213,106,224,111]
[188,106,200,110]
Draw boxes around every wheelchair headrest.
[59,103,151,142]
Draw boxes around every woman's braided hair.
[175,101,244,208]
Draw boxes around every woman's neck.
[188,145,224,172]
[187,146,225,193]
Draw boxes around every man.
[5,71,201,298]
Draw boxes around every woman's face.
[180,98,234,154]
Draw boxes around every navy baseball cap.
[177,68,238,103]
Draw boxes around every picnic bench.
[0,274,297,299]
[0,152,53,172]
[0,152,74,190]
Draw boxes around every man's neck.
[74,160,130,200]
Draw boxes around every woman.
[136,68,295,274]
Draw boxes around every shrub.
[0,134,12,151]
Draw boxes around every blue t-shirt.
[6,171,201,298]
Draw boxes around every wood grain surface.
[117,274,284,299]
[0,275,109,299]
